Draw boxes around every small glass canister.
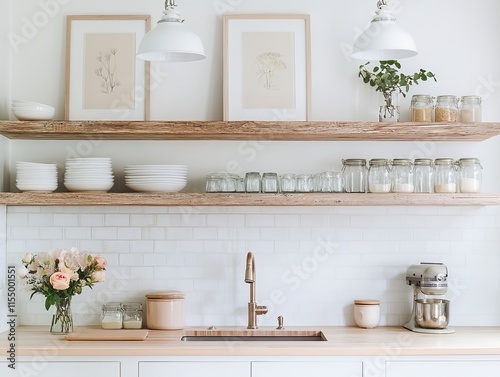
[296,173,313,192]
[279,173,296,193]
[101,302,123,329]
[244,172,261,193]
[368,159,391,193]
[434,158,457,193]
[122,302,143,329]
[458,158,482,193]
[261,172,279,193]
[342,159,367,193]
[205,173,223,193]
[435,95,459,122]
[391,159,414,193]
[411,94,434,122]
[460,96,482,123]
[414,158,434,193]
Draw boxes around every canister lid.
[354,299,380,305]
[146,291,185,300]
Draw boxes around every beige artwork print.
[83,33,136,110]
[242,32,296,109]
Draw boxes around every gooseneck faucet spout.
[245,252,268,329]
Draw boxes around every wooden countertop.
[3,326,500,357]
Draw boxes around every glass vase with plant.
[358,60,437,122]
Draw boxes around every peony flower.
[91,270,106,283]
[22,252,33,264]
[17,265,29,279]
[49,272,70,290]
[94,255,107,270]
[59,263,79,281]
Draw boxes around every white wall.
[2,0,500,329]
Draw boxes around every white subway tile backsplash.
[4,205,500,327]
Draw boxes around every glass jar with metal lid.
[101,302,123,329]
[413,158,434,193]
[435,95,459,122]
[411,95,434,122]
[458,158,482,193]
[342,159,367,193]
[122,302,143,329]
[434,158,457,193]
[460,96,482,123]
[368,159,391,193]
[391,159,414,193]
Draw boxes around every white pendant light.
[137,0,205,62]
[351,0,418,61]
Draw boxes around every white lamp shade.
[352,6,418,61]
[137,21,205,62]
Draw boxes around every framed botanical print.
[65,15,151,120]
[223,14,311,121]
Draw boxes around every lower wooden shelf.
[0,192,499,206]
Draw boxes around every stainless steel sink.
[181,331,327,342]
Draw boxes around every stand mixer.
[404,262,455,334]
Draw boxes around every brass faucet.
[244,252,268,329]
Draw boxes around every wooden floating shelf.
[0,121,499,141]
[0,192,499,206]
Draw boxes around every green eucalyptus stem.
[358,60,437,109]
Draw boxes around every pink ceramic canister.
[146,291,185,330]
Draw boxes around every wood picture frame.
[65,15,151,120]
[223,14,311,121]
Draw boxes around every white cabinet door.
[252,361,362,377]
[1,361,120,377]
[139,361,249,377]
[386,361,500,377]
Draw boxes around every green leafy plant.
[358,60,437,120]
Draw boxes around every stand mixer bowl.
[415,298,450,329]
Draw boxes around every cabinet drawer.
[386,361,500,376]
[252,361,362,377]
[139,361,249,377]
[1,361,119,377]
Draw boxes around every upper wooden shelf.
[0,192,499,206]
[0,121,499,141]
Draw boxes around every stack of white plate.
[16,161,58,192]
[64,158,114,192]
[124,165,188,193]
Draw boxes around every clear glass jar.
[244,172,261,193]
[435,95,459,122]
[122,302,143,329]
[261,172,279,193]
[205,173,223,193]
[411,95,434,122]
[458,158,482,193]
[391,159,414,193]
[279,173,296,193]
[460,96,482,123]
[221,173,239,192]
[331,172,345,193]
[434,158,457,193]
[368,159,391,193]
[296,173,313,192]
[414,158,434,193]
[342,159,367,193]
[101,302,123,329]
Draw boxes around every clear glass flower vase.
[50,297,74,334]
[379,91,400,122]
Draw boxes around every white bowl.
[12,108,55,121]
[125,181,187,193]
[64,181,114,192]
[16,183,58,192]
